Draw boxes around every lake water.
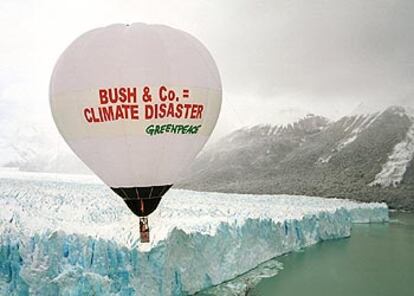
[251,212,414,296]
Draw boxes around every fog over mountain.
[179,106,414,210]
[2,105,413,210]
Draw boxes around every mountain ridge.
[1,104,413,210]
[178,105,414,210]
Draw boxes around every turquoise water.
[252,212,414,296]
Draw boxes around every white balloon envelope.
[49,23,222,242]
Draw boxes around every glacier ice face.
[0,171,389,295]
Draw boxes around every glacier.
[0,171,389,295]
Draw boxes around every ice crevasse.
[0,172,389,295]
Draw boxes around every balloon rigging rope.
[119,188,129,200]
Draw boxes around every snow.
[337,112,382,151]
[0,171,388,295]
[318,155,333,164]
[318,111,383,164]
[370,112,414,187]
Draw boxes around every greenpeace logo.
[145,124,202,136]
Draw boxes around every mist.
[1,0,413,144]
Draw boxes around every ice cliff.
[0,171,389,295]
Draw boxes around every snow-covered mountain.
[179,106,414,210]
[2,105,413,209]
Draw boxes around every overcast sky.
[1,0,413,140]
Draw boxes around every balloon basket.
[139,216,150,243]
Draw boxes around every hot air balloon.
[49,23,222,243]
